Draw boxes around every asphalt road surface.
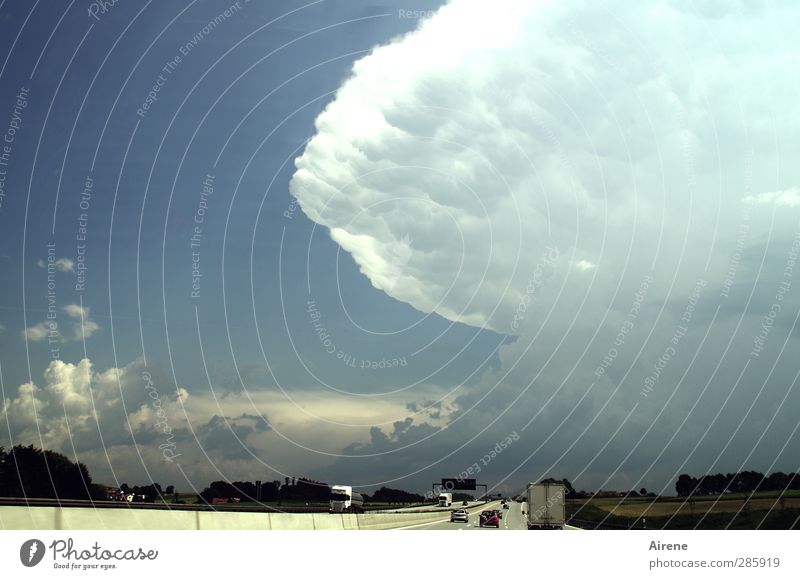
[387,500,487,513]
[400,501,528,530]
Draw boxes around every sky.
[0,0,799,497]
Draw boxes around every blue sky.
[2,0,800,497]
[0,0,507,491]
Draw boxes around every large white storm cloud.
[290,0,800,334]
[289,0,800,490]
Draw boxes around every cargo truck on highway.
[525,482,565,529]
[329,485,364,513]
[438,492,453,507]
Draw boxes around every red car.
[479,510,500,528]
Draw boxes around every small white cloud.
[63,304,89,319]
[55,258,75,272]
[23,321,56,342]
[0,322,6,335]
[37,257,75,271]
[21,305,100,343]
[78,319,100,340]
[574,259,597,272]
[63,304,100,339]
[745,186,800,208]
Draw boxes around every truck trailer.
[329,485,364,513]
[525,482,566,529]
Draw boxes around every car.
[503,503,509,509]
[479,510,500,528]
[450,509,469,523]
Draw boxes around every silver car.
[450,509,469,523]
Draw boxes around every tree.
[259,481,280,501]
[640,488,648,496]
[198,480,273,503]
[130,483,162,502]
[165,485,175,495]
[738,471,765,493]
[371,486,425,504]
[675,474,697,497]
[0,444,104,500]
[279,477,330,501]
[198,481,238,503]
[540,478,576,496]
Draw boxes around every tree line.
[12,444,796,504]
[198,477,330,503]
[0,445,106,500]
[675,471,800,496]
[0,445,428,504]
[197,479,426,504]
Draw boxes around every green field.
[567,491,800,529]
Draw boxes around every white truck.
[438,492,453,507]
[329,485,364,513]
[525,482,566,529]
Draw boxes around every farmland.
[567,491,800,529]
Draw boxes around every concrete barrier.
[0,505,458,531]
[198,511,266,530]
[0,505,58,530]
[340,514,359,530]
[61,506,197,530]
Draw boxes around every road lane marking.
[395,501,502,530]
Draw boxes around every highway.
[1,497,542,530]
[386,500,487,513]
[399,500,528,530]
